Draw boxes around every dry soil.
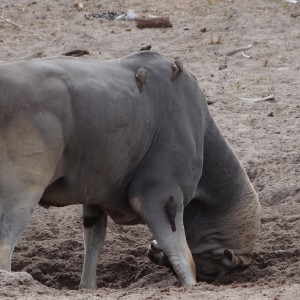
[0,0,299,299]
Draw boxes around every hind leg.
[0,110,67,273]
[0,184,47,271]
[0,112,65,271]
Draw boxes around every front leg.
[80,204,107,289]
[130,186,196,285]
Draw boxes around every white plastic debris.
[285,0,297,4]
[115,9,138,21]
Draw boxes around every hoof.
[79,281,97,290]
[147,240,170,267]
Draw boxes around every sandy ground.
[0,0,300,299]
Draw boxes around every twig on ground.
[219,44,252,56]
[0,15,22,29]
[260,94,275,101]
[291,12,300,18]
[83,32,98,40]
[241,51,252,58]
[63,50,90,57]
[25,51,44,59]
[236,94,275,102]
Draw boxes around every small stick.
[241,51,252,58]
[236,94,275,102]
[291,12,300,18]
[83,32,98,40]
[261,94,275,101]
[63,49,89,57]
[0,16,22,29]
[219,44,252,56]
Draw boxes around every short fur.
[0,51,260,288]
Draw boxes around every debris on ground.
[83,8,172,29]
[73,3,83,11]
[236,94,275,102]
[218,44,253,57]
[84,11,123,21]
[63,50,90,57]
[115,9,137,21]
[140,45,152,51]
[136,17,172,29]
[0,12,22,29]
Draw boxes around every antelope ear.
[222,249,253,268]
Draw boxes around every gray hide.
[0,51,260,288]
